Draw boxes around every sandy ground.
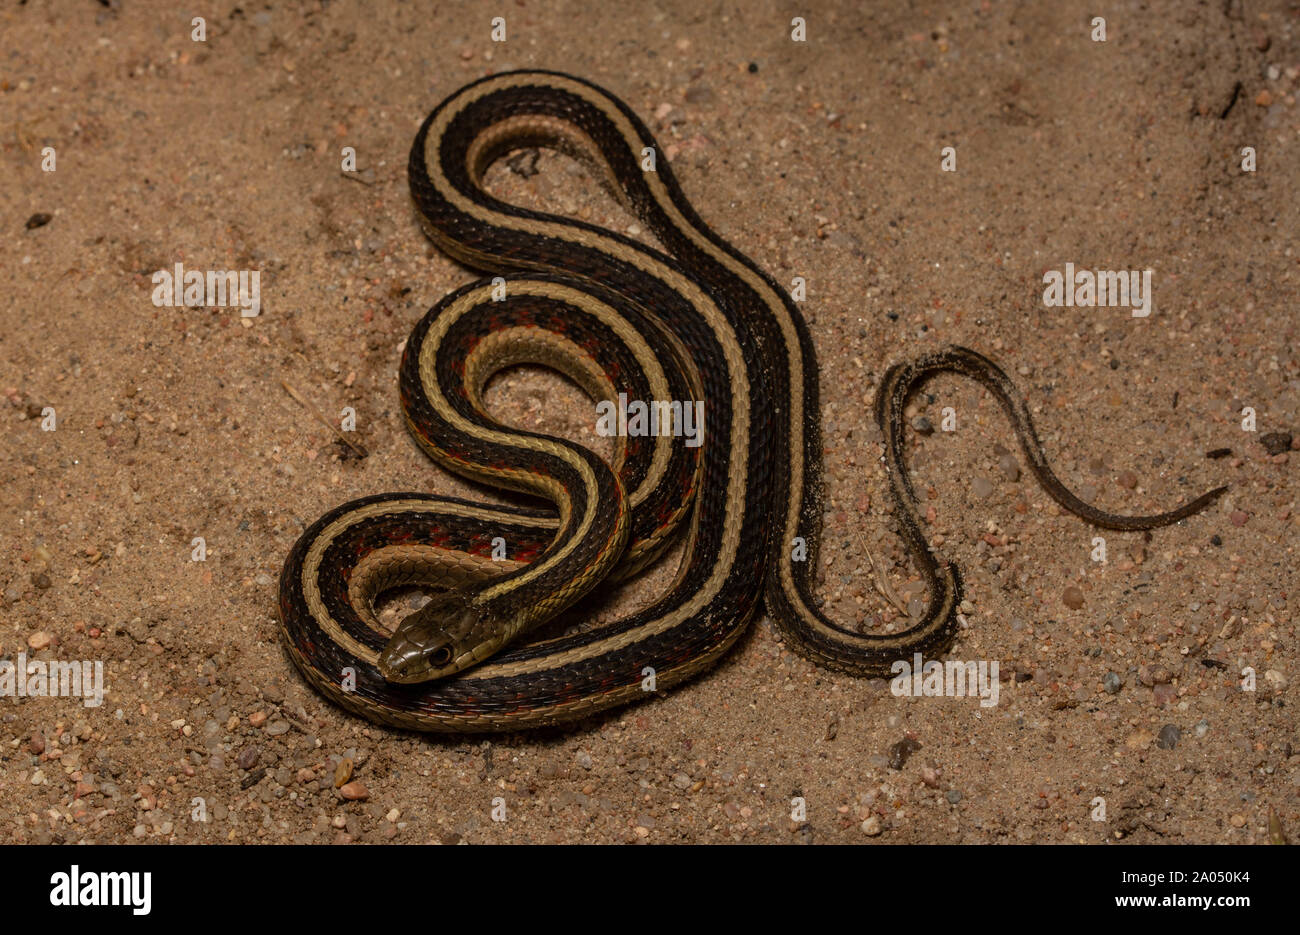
[1,0,1296,844]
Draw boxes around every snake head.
[377,589,499,684]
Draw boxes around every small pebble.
[971,476,994,498]
[1156,724,1181,749]
[860,816,882,836]
[334,758,354,788]
[339,781,370,801]
[888,737,922,770]
[1117,470,1138,489]
[1259,432,1292,456]
[27,631,51,650]
[1103,672,1122,694]
[684,85,715,105]
[1062,586,1085,610]
[997,454,1020,481]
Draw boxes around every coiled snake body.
[277,71,1225,732]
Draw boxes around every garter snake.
[277,70,1227,732]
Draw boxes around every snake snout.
[376,590,484,684]
[377,633,452,684]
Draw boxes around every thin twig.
[281,380,369,458]
[852,528,909,615]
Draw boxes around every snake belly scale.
[277,71,1227,733]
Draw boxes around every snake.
[277,70,1227,733]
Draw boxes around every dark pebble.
[747,62,758,73]
[1205,448,1233,459]
[1260,432,1292,456]
[236,746,259,770]
[887,737,922,770]
[25,213,53,230]
[1103,672,1122,694]
[1156,724,1181,750]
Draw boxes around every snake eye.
[429,645,454,668]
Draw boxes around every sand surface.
[1,0,1296,843]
